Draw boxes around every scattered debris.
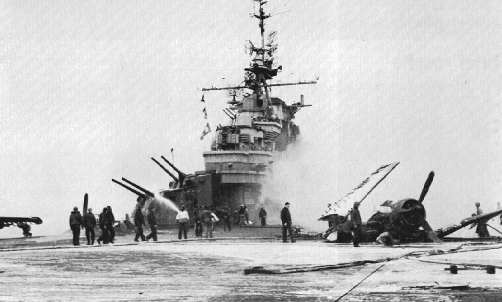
[244,259,391,275]
[402,284,470,290]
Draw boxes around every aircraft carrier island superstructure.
[113,0,315,225]
[196,0,314,215]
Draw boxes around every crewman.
[83,208,97,245]
[97,207,108,245]
[233,209,240,226]
[259,206,267,226]
[238,205,246,226]
[220,206,231,232]
[244,206,250,224]
[146,207,158,242]
[105,206,116,244]
[134,204,146,242]
[202,206,216,238]
[280,202,296,243]
[475,202,490,237]
[176,206,190,240]
[69,206,84,246]
[194,207,203,237]
[350,202,362,247]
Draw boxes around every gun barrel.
[161,156,186,177]
[112,179,145,197]
[151,157,179,182]
[121,178,155,197]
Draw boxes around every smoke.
[262,139,337,233]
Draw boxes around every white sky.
[0,0,501,236]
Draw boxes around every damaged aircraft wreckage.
[319,162,502,244]
[0,216,42,238]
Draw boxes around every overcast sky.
[1,0,501,236]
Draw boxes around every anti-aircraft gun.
[151,157,179,187]
[112,177,184,227]
[111,177,155,207]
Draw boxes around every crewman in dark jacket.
[259,206,267,226]
[221,206,231,232]
[134,205,146,242]
[194,207,203,237]
[280,202,295,243]
[83,208,97,245]
[350,202,362,247]
[97,207,108,245]
[105,206,115,244]
[475,202,490,237]
[238,205,246,226]
[146,207,158,242]
[69,206,84,246]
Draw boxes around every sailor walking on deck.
[134,204,146,242]
[105,206,115,244]
[281,202,296,243]
[146,207,158,242]
[97,207,108,245]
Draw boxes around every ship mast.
[255,0,269,64]
[202,0,316,101]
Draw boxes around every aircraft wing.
[318,213,336,221]
[322,162,399,218]
[435,209,502,238]
[0,217,43,229]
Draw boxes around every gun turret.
[112,179,147,197]
[121,178,155,197]
[161,156,186,186]
[151,157,179,182]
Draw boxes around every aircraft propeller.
[83,193,89,214]
[416,171,443,243]
[418,171,435,204]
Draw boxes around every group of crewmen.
[133,204,159,242]
[69,202,298,244]
[68,199,502,246]
[132,204,191,242]
[191,205,269,238]
[68,206,116,246]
